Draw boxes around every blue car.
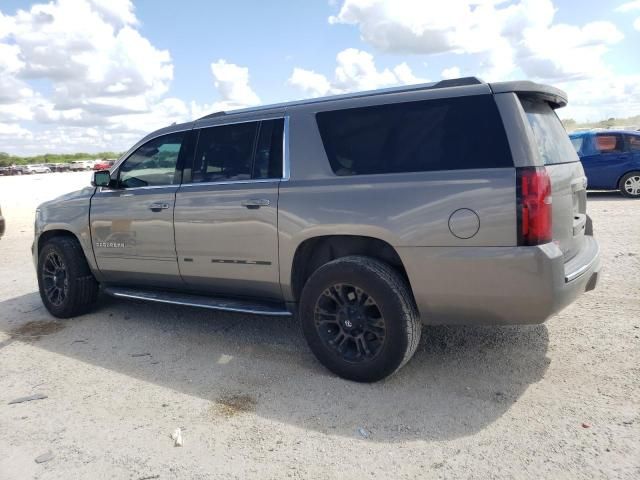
[569,130,640,197]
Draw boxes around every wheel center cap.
[344,319,353,328]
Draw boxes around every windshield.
[521,99,579,165]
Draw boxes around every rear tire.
[299,256,421,382]
[37,236,99,318]
[619,171,640,198]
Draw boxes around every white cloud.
[288,48,425,98]
[616,1,640,30]
[329,0,624,82]
[209,60,261,110]
[441,66,461,80]
[616,1,640,12]
[288,67,333,97]
[558,74,640,121]
[0,123,33,139]
[0,1,263,154]
[327,0,635,120]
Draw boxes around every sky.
[0,0,639,155]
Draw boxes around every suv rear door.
[520,98,587,262]
[173,118,285,300]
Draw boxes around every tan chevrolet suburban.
[33,77,600,382]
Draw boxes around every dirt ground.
[0,172,638,480]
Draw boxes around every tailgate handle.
[571,176,588,193]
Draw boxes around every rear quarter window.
[521,99,579,165]
[315,95,513,176]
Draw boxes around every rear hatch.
[520,97,587,262]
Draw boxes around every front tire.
[37,236,99,318]
[619,171,640,198]
[300,256,421,382]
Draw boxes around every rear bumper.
[398,236,600,325]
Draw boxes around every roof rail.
[195,76,488,119]
[198,111,226,120]
[432,77,484,88]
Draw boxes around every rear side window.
[191,119,284,183]
[254,119,284,179]
[192,122,258,183]
[521,99,579,165]
[595,134,624,153]
[316,95,512,176]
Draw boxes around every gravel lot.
[0,171,638,479]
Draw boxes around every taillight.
[517,167,552,246]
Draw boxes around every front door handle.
[241,199,270,209]
[149,202,170,212]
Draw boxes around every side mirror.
[92,170,112,188]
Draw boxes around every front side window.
[119,132,185,188]
[316,95,513,176]
[594,134,624,154]
[625,134,640,152]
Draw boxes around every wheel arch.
[289,235,412,303]
[38,229,81,255]
[36,227,101,280]
[618,169,640,187]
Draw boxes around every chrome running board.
[102,287,292,317]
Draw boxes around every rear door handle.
[241,199,270,209]
[149,202,170,212]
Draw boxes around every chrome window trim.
[108,114,289,190]
[185,115,289,186]
[111,126,194,172]
[180,178,281,188]
[283,115,290,180]
[97,184,179,193]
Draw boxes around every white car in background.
[24,164,52,174]
[69,160,94,171]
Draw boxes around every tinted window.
[119,132,184,188]
[316,95,512,176]
[595,134,624,153]
[625,134,640,152]
[254,119,284,179]
[193,122,258,183]
[521,99,578,165]
[191,119,284,183]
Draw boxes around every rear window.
[521,99,579,165]
[570,136,584,154]
[316,95,513,176]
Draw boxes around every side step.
[102,287,292,317]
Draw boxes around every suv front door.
[174,118,284,300]
[90,130,190,287]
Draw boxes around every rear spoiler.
[489,81,568,109]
